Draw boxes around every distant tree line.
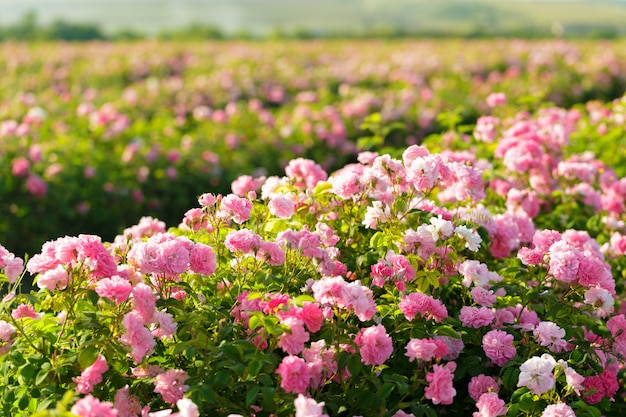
[0,11,622,42]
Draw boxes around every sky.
[0,0,624,35]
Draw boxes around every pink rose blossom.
[355,324,393,366]
[114,386,143,417]
[424,362,457,405]
[70,395,117,417]
[473,392,507,417]
[299,302,324,333]
[120,311,155,364]
[405,338,448,362]
[459,306,495,328]
[132,283,157,324]
[486,92,507,107]
[224,229,261,253]
[294,394,329,417]
[269,193,296,218]
[517,354,557,395]
[154,369,189,405]
[398,292,448,322]
[468,375,500,401]
[278,317,310,355]
[176,398,200,417]
[96,276,133,304]
[286,158,328,189]
[471,287,497,307]
[582,370,619,404]
[540,402,576,417]
[36,264,69,291]
[188,243,217,276]
[218,194,252,224]
[533,322,568,352]
[257,240,285,266]
[11,303,38,319]
[73,354,108,394]
[482,330,516,367]
[276,355,311,394]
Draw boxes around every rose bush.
[2,92,626,416]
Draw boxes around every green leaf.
[378,382,395,399]
[247,358,263,376]
[77,346,100,369]
[433,325,459,338]
[347,354,363,377]
[245,385,260,406]
[35,369,49,386]
[213,370,230,388]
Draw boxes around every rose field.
[3,39,626,417]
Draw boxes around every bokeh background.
[1,0,625,40]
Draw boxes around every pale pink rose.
[482,330,516,367]
[540,402,576,417]
[340,281,377,321]
[156,239,190,276]
[36,264,69,291]
[517,354,557,395]
[154,369,189,405]
[231,175,263,197]
[468,374,500,401]
[188,244,216,276]
[11,304,38,319]
[276,355,311,394]
[96,276,132,304]
[355,324,393,366]
[114,386,142,417]
[405,338,448,362]
[182,208,208,232]
[70,395,117,417]
[548,241,580,283]
[197,193,217,208]
[75,234,118,278]
[533,322,568,352]
[73,354,108,394]
[278,317,310,355]
[425,362,457,405]
[285,158,328,189]
[176,398,200,417]
[392,411,415,417]
[132,283,157,324]
[557,360,584,395]
[152,310,177,339]
[218,194,252,224]
[329,169,361,199]
[473,392,507,417]
[0,320,16,341]
[120,311,155,364]
[294,394,329,417]
[471,287,497,307]
[224,229,261,253]
[257,240,285,266]
[269,193,296,218]
[459,306,495,328]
